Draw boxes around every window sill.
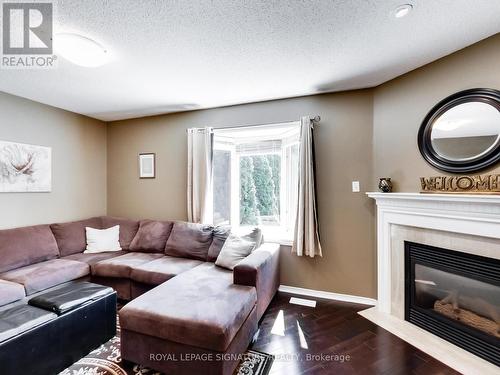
[229,226,294,246]
[263,236,293,247]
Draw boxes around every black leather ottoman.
[0,304,57,343]
[0,281,116,375]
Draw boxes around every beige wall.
[106,34,500,299]
[107,91,377,298]
[3,33,494,299]
[373,33,500,191]
[0,92,107,229]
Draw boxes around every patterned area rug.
[59,316,273,375]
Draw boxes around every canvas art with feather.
[0,140,51,192]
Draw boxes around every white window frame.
[213,122,300,245]
[212,140,235,227]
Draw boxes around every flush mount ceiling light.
[54,33,109,67]
[393,4,413,18]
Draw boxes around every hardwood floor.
[250,292,461,375]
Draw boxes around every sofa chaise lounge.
[0,216,280,375]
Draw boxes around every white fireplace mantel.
[362,192,500,374]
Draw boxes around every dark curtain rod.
[187,115,320,132]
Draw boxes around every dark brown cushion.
[130,256,203,285]
[101,216,140,251]
[165,222,214,261]
[207,226,231,262]
[50,217,103,256]
[0,259,90,295]
[119,263,257,352]
[62,251,128,266]
[0,279,26,307]
[0,224,59,273]
[129,220,174,253]
[91,252,163,278]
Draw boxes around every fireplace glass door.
[405,241,500,365]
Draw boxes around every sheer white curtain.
[187,127,213,224]
[292,116,322,257]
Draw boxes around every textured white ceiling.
[1,0,499,122]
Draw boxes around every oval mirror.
[418,88,500,173]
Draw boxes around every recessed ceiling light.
[393,4,413,18]
[55,33,110,67]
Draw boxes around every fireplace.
[405,241,500,365]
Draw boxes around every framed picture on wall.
[0,140,52,192]
[139,153,155,179]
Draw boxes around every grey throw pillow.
[215,228,262,270]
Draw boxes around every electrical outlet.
[352,181,360,192]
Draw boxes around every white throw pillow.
[85,225,122,253]
[215,228,262,270]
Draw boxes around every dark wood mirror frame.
[418,88,500,173]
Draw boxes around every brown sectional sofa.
[0,223,90,297]
[120,262,259,375]
[0,216,280,375]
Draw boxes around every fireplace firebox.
[405,241,500,366]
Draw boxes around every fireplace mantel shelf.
[367,191,500,218]
[367,191,500,203]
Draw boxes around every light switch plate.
[352,181,360,192]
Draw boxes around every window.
[213,122,300,243]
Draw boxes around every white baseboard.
[278,285,377,306]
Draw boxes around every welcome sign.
[420,174,500,194]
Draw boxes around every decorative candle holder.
[378,178,393,193]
